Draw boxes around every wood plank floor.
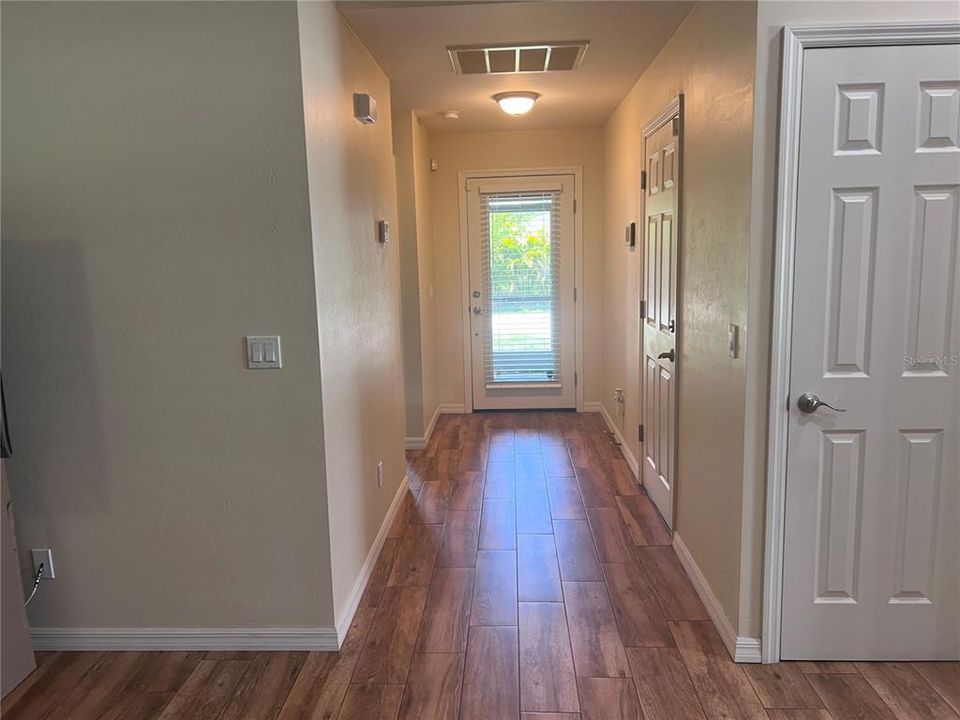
[4,411,958,720]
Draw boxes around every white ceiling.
[337,1,694,133]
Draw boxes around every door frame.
[639,95,683,529]
[762,21,960,664]
[457,166,584,413]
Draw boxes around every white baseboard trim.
[438,403,467,414]
[582,401,602,412]
[30,626,340,651]
[673,533,762,663]
[405,404,441,450]
[333,473,411,645]
[596,403,640,479]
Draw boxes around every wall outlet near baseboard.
[377,460,384,488]
[31,548,55,580]
[614,387,625,404]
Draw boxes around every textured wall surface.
[428,128,605,409]
[298,1,407,623]
[601,1,757,635]
[2,1,333,628]
[394,109,438,439]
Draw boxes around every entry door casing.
[465,175,576,410]
[642,106,681,529]
[782,43,960,660]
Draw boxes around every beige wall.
[413,117,439,434]
[429,128,605,408]
[601,1,758,635]
[393,109,438,439]
[1,1,334,628]
[298,2,407,625]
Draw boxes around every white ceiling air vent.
[448,41,589,75]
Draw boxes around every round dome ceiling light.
[492,91,540,116]
[440,110,461,120]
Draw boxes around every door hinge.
[639,299,646,319]
[573,287,577,302]
[672,117,680,136]
[638,424,644,442]
[574,372,578,387]
[573,198,577,214]
[640,170,647,190]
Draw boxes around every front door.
[642,107,680,529]
[465,175,576,410]
[782,42,960,659]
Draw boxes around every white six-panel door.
[642,113,680,529]
[782,43,960,659]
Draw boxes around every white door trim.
[457,166,584,412]
[763,21,960,664]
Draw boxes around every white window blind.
[480,191,562,386]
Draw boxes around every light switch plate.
[246,336,282,369]
[728,324,739,359]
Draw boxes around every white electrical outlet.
[614,387,625,404]
[377,460,384,488]
[31,548,55,580]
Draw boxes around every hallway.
[4,411,957,719]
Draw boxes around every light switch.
[728,324,739,359]
[246,336,282,369]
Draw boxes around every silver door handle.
[472,305,482,315]
[657,349,675,362]
[797,392,846,414]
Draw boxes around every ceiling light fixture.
[493,91,540,116]
[440,110,460,120]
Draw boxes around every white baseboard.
[333,473,410,644]
[673,533,762,663]
[582,401,603,412]
[30,626,339,651]
[596,403,640,479]
[31,475,414,653]
[438,403,467,414]
[405,404,441,450]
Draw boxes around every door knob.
[797,392,846,414]
[472,305,482,315]
[657,349,675,362]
